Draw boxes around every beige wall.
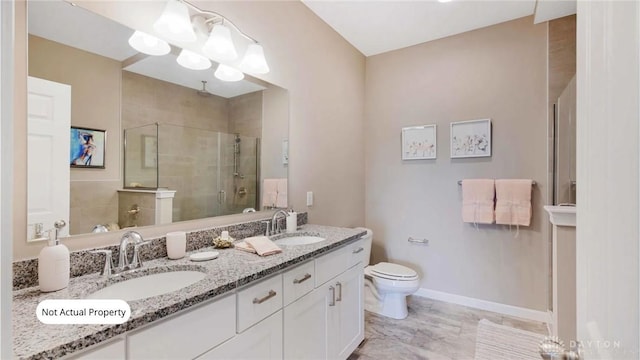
[13,1,365,259]
[365,17,549,310]
[28,35,121,235]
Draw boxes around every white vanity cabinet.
[284,241,365,360]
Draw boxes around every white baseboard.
[413,288,552,324]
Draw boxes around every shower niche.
[123,123,259,224]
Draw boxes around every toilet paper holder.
[408,237,429,245]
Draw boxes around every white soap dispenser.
[38,222,70,292]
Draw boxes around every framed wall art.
[70,126,106,168]
[450,119,492,158]
[401,125,437,160]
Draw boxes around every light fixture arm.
[181,0,259,44]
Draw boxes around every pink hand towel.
[276,178,288,208]
[235,241,257,254]
[244,236,282,257]
[461,179,495,224]
[262,179,278,208]
[495,179,533,226]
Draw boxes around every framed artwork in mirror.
[70,126,106,168]
[401,125,437,160]
[450,118,492,158]
[142,135,158,169]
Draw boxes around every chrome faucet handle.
[131,240,151,269]
[91,249,113,277]
[262,221,271,236]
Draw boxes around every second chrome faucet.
[92,230,150,277]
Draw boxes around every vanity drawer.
[237,274,283,332]
[315,246,350,287]
[128,294,236,359]
[347,239,366,268]
[283,261,315,306]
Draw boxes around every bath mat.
[474,319,545,360]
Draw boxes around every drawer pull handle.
[293,273,312,284]
[329,286,336,306]
[336,282,342,302]
[352,247,364,254]
[253,290,277,304]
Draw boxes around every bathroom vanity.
[12,225,366,360]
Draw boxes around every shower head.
[197,81,212,97]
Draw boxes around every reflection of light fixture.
[153,0,197,43]
[176,49,212,70]
[128,31,171,56]
[215,64,244,82]
[239,44,269,74]
[438,0,452,2]
[202,24,238,61]
[127,0,271,80]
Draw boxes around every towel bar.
[408,237,429,245]
[457,180,537,186]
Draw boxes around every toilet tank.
[354,227,372,266]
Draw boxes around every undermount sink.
[87,270,206,302]
[274,235,326,246]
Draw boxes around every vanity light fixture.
[153,0,197,43]
[177,49,212,70]
[142,0,271,78]
[438,0,453,2]
[128,31,171,56]
[215,64,244,82]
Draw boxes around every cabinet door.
[333,265,364,360]
[284,283,334,360]
[198,311,283,360]
[66,337,125,360]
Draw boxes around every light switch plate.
[306,191,313,206]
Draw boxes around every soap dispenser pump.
[38,221,70,292]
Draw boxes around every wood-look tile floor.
[348,296,549,360]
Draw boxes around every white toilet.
[357,228,420,320]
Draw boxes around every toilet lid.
[371,262,418,280]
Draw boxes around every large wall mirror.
[26,0,289,239]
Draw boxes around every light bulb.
[153,0,197,43]
[202,24,238,61]
[176,49,212,70]
[239,43,270,74]
[128,31,171,56]
[214,64,244,82]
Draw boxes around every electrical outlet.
[306,191,313,206]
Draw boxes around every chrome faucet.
[270,210,289,234]
[118,231,146,271]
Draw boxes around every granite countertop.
[13,224,366,360]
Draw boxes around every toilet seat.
[366,262,418,281]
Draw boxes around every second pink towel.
[495,179,533,226]
[244,236,283,256]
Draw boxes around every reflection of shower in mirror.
[234,134,245,179]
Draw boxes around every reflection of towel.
[244,236,282,256]
[495,179,533,226]
[461,179,495,224]
[235,241,257,254]
[276,179,288,208]
[262,179,278,208]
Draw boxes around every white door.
[198,311,283,360]
[576,1,640,359]
[334,265,364,360]
[284,284,332,360]
[27,76,70,240]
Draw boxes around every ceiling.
[27,0,264,98]
[302,0,575,56]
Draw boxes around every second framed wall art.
[450,118,492,158]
